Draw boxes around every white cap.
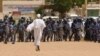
[37,14,41,18]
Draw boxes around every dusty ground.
[0,41,100,56]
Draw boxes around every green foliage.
[53,0,72,13]
[52,0,85,13]
[35,6,44,14]
[72,0,85,7]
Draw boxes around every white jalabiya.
[26,22,34,32]
[26,18,46,46]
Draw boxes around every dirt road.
[0,41,100,56]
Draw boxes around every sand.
[0,41,100,56]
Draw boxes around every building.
[0,0,45,19]
[87,0,100,16]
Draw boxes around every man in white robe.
[26,14,46,51]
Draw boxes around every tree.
[45,0,85,17]
[35,6,44,14]
[52,0,85,17]
[52,0,72,17]
[72,0,85,7]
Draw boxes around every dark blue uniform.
[63,19,70,41]
[0,20,4,42]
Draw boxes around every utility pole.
[0,0,2,12]
[0,0,3,19]
[85,0,87,17]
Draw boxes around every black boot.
[98,40,100,43]
[36,45,40,51]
